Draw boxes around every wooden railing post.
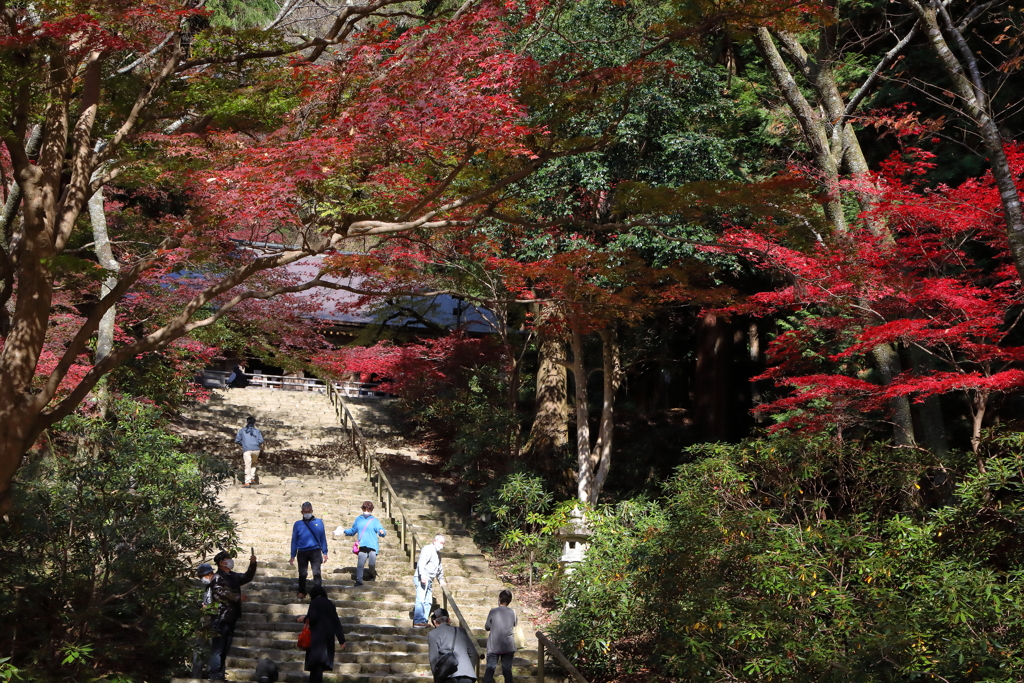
[327,383,484,677]
[535,632,589,683]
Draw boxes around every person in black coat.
[295,586,345,683]
[208,550,257,680]
[227,363,249,388]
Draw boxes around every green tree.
[0,398,236,682]
[554,432,1024,682]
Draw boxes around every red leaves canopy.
[719,146,1024,432]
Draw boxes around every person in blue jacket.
[289,501,328,599]
[335,500,386,587]
[234,415,264,487]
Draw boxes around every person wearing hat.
[290,502,328,599]
[427,608,478,682]
[208,549,258,680]
[254,657,279,683]
[235,415,264,487]
[190,562,217,678]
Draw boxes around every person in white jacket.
[413,534,447,627]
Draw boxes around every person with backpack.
[208,549,258,681]
[428,608,477,683]
[295,586,346,683]
[234,415,264,488]
[290,501,329,599]
[482,589,518,683]
[335,500,386,586]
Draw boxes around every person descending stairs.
[174,387,545,682]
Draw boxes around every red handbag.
[297,621,312,650]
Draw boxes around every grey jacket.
[428,623,477,680]
[484,605,518,654]
[416,543,444,583]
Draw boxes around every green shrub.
[0,398,236,682]
[551,499,669,679]
[478,473,560,584]
[554,434,1024,682]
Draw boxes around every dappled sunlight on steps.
[172,388,554,683]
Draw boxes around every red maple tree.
[0,0,654,513]
[720,146,1024,454]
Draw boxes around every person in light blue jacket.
[289,502,328,599]
[335,501,386,587]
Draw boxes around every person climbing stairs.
[174,388,546,682]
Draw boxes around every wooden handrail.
[203,369,393,397]
[536,631,589,683]
[325,381,481,675]
[441,584,482,678]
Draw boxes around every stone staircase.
[174,388,546,682]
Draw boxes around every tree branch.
[97,38,182,166]
[36,240,339,424]
[0,124,42,246]
[843,20,920,119]
[399,143,477,221]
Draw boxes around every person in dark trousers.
[295,586,345,683]
[289,501,328,599]
[336,500,386,586]
[482,589,518,683]
[428,608,478,683]
[208,549,257,680]
[235,415,264,487]
[226,362,249,388]
[190,562,217,679]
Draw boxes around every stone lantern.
[555,507,592,574]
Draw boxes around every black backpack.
[255,657,279,683]
[432,626,460,683]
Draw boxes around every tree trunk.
[754,25,924,448]
[568,326,593,503]
[748,320,767,425]
[525,328,569,462]
[870,343,915,447]
[753,27,847,233]
[89,186,119,420]
[695,313,731,441]
[908,346,949,457]
[969,389,988,461]
[89,186,119,363]
[908,0,1024,281]
[590,326,622,503]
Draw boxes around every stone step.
[232,634,541,660]
[243,585,506,599]
[243,602,496,618]
[225,653,539,676]
[177,674,557,683]
[180,389,542,683]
